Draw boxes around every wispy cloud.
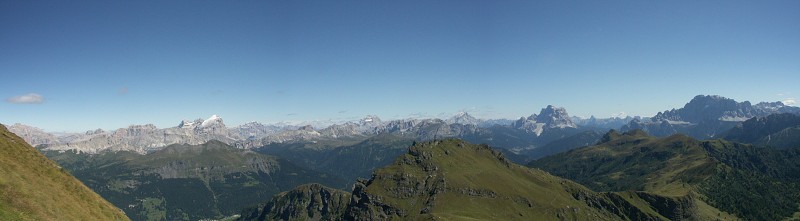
[6,93,44,104]
[118,87,129,95]
[783,98,797,106]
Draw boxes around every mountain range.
[10,104,591,156]
[622,95,800,139]
[10,94,800,168]
[5,94,800,220]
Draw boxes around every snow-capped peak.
[447,111,480,125]
[201,115,223,127]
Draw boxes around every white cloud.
[6,93,44,104]
[783,98,797,106]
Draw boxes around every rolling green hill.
[43,140,346,221]
[530,129,800,220]
[240,139,727,221]
[0,124,130,221]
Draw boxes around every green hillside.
[238,183,351,221]
[241,139,716,221]
[44,140,346,221]
[0,124,129,221]
[530,129,800,220]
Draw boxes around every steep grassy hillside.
[530,129,800,220]
[44,140,346,221]
[0,124,129,221]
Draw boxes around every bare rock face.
[512,105,576,136]
[7,123,62,147]
[446,112,481,125]
[535,105,577,128]
[38,115,242,154]
[625,95,800,139]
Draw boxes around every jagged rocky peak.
[535,105,576,128]
[360,115,381,124]
[85,128,105,135]
[7,123,62,146]
[755,101,786,109]
[238,121,265,128]
[178,120,197,128]
[298,125,315,131]
[447,111,480,125]
[653,95,800,123]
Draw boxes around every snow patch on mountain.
[201,115,222,127]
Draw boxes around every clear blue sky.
[2,0,798,132]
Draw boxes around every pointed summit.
[447,112,480,125]
[534,105,576,128]
[360,115,382,125]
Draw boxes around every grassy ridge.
[0,124,129,221]
[346,139,667,220]
[530,129,800,220]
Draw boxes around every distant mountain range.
[9,105,594,155]
[4,94,800,221]
[622,95,800,139]
[9,94,798,159]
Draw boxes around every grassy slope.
[0,124,129,221]
[356,139,664,220]
[531,130,714,195]
[529,130,796,220]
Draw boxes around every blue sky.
[2,0,798,132]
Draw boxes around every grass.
[360,139,660,220]
[0,124,129,221]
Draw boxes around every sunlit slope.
[344,139,665,220]
[0,124,129,221]
[531,129,800,220]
